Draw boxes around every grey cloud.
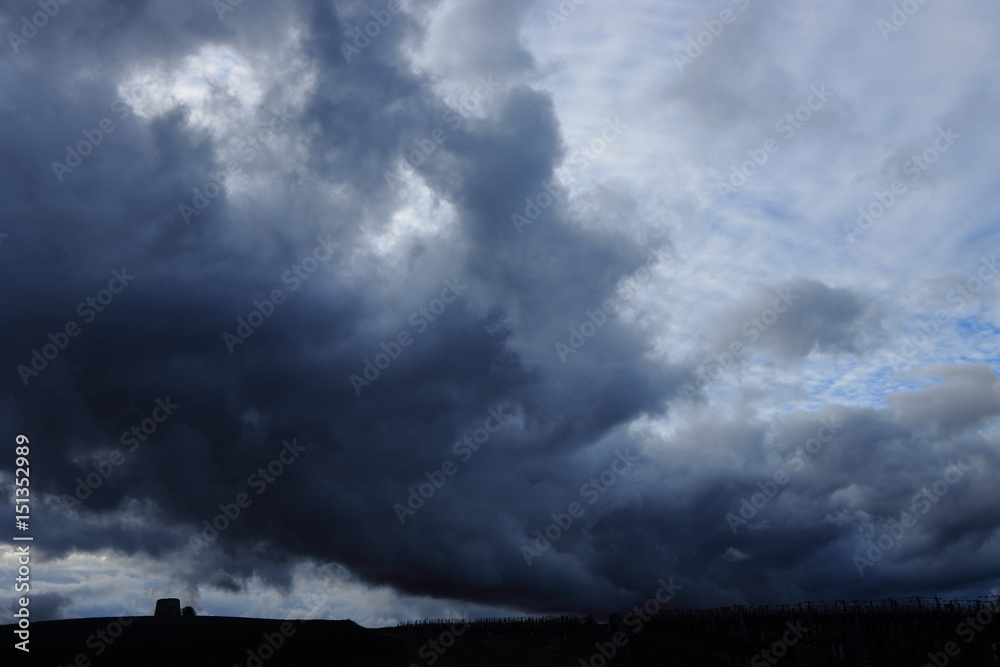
[709,277,885,360]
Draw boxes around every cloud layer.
[2,0,999,624]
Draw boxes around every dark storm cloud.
[2,0,998,623]
[705,365,1000,602]
[1,0,684,615]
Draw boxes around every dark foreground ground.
[5,598,1000,666]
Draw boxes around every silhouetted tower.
[154,598,181,618]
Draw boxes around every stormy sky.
[2,0,1000,627]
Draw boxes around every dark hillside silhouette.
[6,616,407,666]
[5,596,999,666]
